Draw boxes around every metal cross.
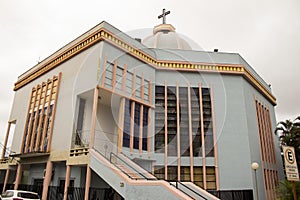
[158,9,170,24]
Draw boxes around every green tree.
[275,116,300,200]
[277,179,300,200]
[275,116,300,169]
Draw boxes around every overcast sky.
[0,0,299,144]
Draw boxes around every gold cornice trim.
[243,68,276,105]
[14,27,276,105]
[14,29,105,91]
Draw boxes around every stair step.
[115,164,141,179]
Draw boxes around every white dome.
[142,24,193,50]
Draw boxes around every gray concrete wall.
[242,79,284,199]
[214,75,252,190]
[9,43,101,154]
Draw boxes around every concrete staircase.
[89,149,219,200]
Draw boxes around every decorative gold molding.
[14,26,276,105]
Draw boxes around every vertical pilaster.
[117,98,125,153]
[139,105,144,156]
[30,85,43,152]
[122,64,127,94]
[149,77,153,105]
[35,81,49,151]
[14,164,22,190]
[89,87,99,149]
[42,161,53,200]
[130,101,135,154]
[147,108,151,158]
[3,169,10,193]
[63,165,71,200]
[188,83,194,182]
[112,60,117,89]
[199,83,207,189]
[1,122,11,159]
[210,85,219,190]
[141,73,145,101]
[25,88,38,153]
[164,81,168,180]
[176,82,181,181]
[40,78,55,152]
[132,69,136,98]
[84,166,91,200]
[101,55,107,87]
[46,73,62,152]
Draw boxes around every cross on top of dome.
[158,9,170,24]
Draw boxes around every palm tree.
[275,116,300,200]
[275,116,300,168]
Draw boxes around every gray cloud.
[0,0,299,143]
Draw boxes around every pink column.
[14,164,22,190]
[139,105,144,155]
[2,169,10,193]
[187,83,194,182]
[101,55,107,87]
[147,108,151,158]
[117,97,125,153]
[84,166,91,200]
[129,101,135,154]
[210,85,219,190]
[199,83,207,189]
[42,161,53,200]
[63,165,71,200]
[1,122,11,159]
[164,81,168,180]
[89,87,99,149]
[176,82,181,181]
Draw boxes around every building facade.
[0,20,283,200]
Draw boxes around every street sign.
[282,145,299,181]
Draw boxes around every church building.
[0,10,283,200]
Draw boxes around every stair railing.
[168,181,208,200]
[110,152,157,181]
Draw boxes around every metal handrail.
[178,181,208,199]
[92,148,149,180]
[119,152,157,179]
[110,152,157,181]
[168,181,196,200]
[168,181,208,200]
[93,147,210,199]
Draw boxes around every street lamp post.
[251,162,259,200]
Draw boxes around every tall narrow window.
[167,87,177,156]
[122,99,149,151]
[155,86,165,153]
[133,103,140,149]
[191,87,201,157]
[179,87,190,157]
[75,98,86,146]
[123,99,131,148]
[142,107,149,151]
[202,88,214,157]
